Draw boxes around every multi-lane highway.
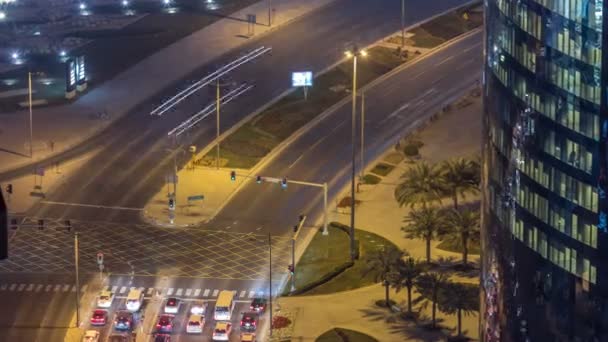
[0,0,480,340]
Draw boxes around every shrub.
[402,144,419,157]
[272,316,292,329]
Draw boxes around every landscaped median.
[284,222,398,296]
[197,1,483,169]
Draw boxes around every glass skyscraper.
[482,0,607,341]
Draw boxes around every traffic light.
[4,184,12,195]
[281,178,287,189]
[168,198,175,210]
[37,219,44,230]
[287,264,294,274]
[230,171,236,181]
[65,220,72,232]
[256,175,262,184]
[293,224,298,233]
[299,214,305,223]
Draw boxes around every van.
[214,290,235,320]
[126,289,144,312]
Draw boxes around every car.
[90,309,107,326]
[240,332,256,342]
[154,334,171,342]
[250,298,267,313]
[114,310,134,331]
[107,334,130,342]
[97,290,114,308]
[190,300,207,315]
[82,330,100,342]
[186,314,204,333]
[126,288,144,312]
[156,314,174,333]
[212,322,232,341]
[164,297,180,314]
[240,312,258,331]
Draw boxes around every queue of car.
[83,288,144,342]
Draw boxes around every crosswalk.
[102,285,266,300]
[0,282,88,294]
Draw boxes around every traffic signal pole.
[291,215,306,293]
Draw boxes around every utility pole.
[401,0,405,47]
[268,233,273,337]
[350,48,358,262]
[291,215,306,293]
[216,79,221,169]
[74,232,80,328]
[28,72,33,159]
[360,91,365,179]
[268,0,272,26]
[323,182,328,235]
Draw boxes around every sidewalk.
[0,0,336,175]
[274,90,482,342]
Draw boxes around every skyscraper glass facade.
[482,0,608,341]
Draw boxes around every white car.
[126,289,143,312]
[82,330,100,342]
[190,300,207,315]
[164,297,180,314]
[97,290,114,308]
[186,314,204,333]
[213,322,232,341]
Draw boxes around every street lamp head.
[344,51,353,59]
[360,49,367,57]
[79,2,86,10]
[345,45,366,58]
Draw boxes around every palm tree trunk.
[407,285,412,313]
[385,281,390,307]
[431,300,436,328]
[426,238,431,263]
[457,307,462,336]
[453,191,458,210]
[462,234,468,265]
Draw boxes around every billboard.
[292,71,313,87]
[76,55,86,83]
[65,58,76,93]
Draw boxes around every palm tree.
[438,282,479,337]
[402,207,446,263]
[390,257,424,315]
[362,246,404,307]
[395,162,444,208]
[444,209,480,265]
[415,272,449,329]
[440,158,480,210]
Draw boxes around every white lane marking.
[436,55,454,66]
[378,103,410,125]
[25,284,34,292]
[239,290,246,298]
[147,288,154,296]
[194,289,201,297]
[71,285,77,292]
[45,285,52,292]
[9,284,16,291]
[248,291,255,298]
[112,286,118,293]
[176,288,183,296]
[463,41,483,53]
[40,201,143,211]
[185,289,192,296]
[119,286,127,294]
[17,284,26,291]
[35,284,43,292]
[255,226,263,231]
[203,289,210,297]
[211,289,219,297]
[410,71,426,80]
[288,155,305,169]
[81,285,88,292]
[62,284,70,292]
[167,288,174,296]
[287,122,341,169]
[53,284,61,292]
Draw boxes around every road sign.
[292,71,313,87]
[187,195,205,201]
[247,14,256,23]
[165,174,178,184]
[96,252,104,265]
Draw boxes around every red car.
[156,315,174,333]
[240,312,258,331]
[90,309,107,326]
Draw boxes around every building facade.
[482,0,608,341]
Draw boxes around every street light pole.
[360,91,365,179]
[401,0,405,47]
[268,233,273,337]
[349,48,358,262]
[216,79,221,169]
[322,182,328,235]
[268,0,272,26]
[28,72,33,159]
[74,232,80,328]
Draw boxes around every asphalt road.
[206,30,483,235]
[2,0,469,222]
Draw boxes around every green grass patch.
[436,237,481,255]
[362,174,382,185]
[217,46,409,169]
[407,27,446,48]
[370,163,395,176]
[383,152,404,164]
[302,226,398,295]
[316,328,379,342]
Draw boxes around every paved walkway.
[0,0,335,174]
[276,89,482,342]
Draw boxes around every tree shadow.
[428,256,480,278]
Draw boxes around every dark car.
[156,315,174,333]
[240,312,258,331]
[114,310,134,331]
[90,309,107,326]
[154,334,171,342]
[108,334,129,342]
[250,298,267,313]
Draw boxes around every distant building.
[482,0,606,341]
